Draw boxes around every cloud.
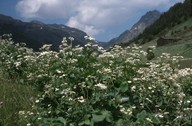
[16,0,78,18]
[16,0,184,37]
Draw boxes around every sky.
[0,0,184,42]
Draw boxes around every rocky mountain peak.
[106,10,161,47]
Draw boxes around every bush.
[1,36,192,125]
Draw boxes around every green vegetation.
[0,70,37,126]
[134,0,192,44]
[0,1,191,125]
[1,36,192,125]
[120,0,191,68]
[135,17,192,68]
[123,16,192,69]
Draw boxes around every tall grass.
[0,70,37,126]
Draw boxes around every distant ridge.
[106,10,161,48]
[0,14,90,51]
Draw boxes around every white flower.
[39,51,50,56]
[55,88,59,91]
[85,43,92,47]
[14,61,21,67]
[131,86,136,91]
[77,96,85,103]
[128,81,132,83]
[95,83,107,90]
[103,68,112,73]
[163,112,169,115]
[84,36,95,41]
[0,101,3,108]
[41,44,52,51]
[68,37,74,41]
[56,70,62,74]
[155,113,164,118]
[146,118,153,123]
[119,97,129,103]
[35,99,40,103]
[28,112,34,115]
[18,111,25,115]
[120,107,128,114]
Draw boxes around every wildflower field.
[1,35,192,126]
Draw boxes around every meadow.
[0,36,192,126]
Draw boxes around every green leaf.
[102,75,108,81]
[101,111,112,122]
[102,93,115,98]
[120,81,128,92]
[119,97,129,103]
[92,114,105,122]
[57,117,66,125]
[136,110,147,120]
[79,119,91,126]
[150,115,160,124]
[115,119,124,126]
[116,95,129,103]
[55,109,60,114]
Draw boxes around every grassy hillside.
[121,0,192,69]
[133,0,192,44]
[135,18,192,68]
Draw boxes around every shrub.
[1,35,192,125]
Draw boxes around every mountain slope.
[0,14,89,51]
[133,0,192,45]
[106,10,161,48]
[138,17,192,68]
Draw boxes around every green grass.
[138,18,192,68]
[154,40,192,57]
[0,70,37,126]
[143,40,192,68]
[174,18,192,31]
[179,58,192,68]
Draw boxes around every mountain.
[0,14,89,51]
[133,0,192,45]
[106,10,161,47]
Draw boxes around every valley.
[0,0,192,125]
